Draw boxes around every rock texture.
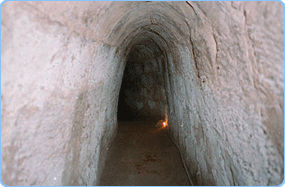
[1,1,283,186]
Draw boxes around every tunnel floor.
[99,120,190,186]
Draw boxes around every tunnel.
[117,33,168,122]
[1,1,284,186]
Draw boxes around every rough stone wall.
[166,1,284,185]
[1,1,284,186]
[1,2,124,185]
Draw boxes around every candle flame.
[162,114,168,128]
[155,113,168,129]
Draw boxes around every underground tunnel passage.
[117,35,168,122]
[1,1,284,186]
[99,29,192,185]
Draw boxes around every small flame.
[156,113,168,129]
[162,113,168,128]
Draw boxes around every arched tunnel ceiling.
[125,31,168,59]
[102,2,191,50]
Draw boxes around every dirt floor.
[99,120,190,186]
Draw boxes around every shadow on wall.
[117,65,142,121]
[117,47,168,122]
[61,90,117,185]
[117,66,166,122]
[62,91,89,185]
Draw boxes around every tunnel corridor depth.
[117,37,168,122]
[107,34,193,184]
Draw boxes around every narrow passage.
[99,120,190,186]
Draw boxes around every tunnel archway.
[111,2,191,124]
[101,2,197,184]
[102,24,193,184]
[106,2,197,184]
[117,34,169,122]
